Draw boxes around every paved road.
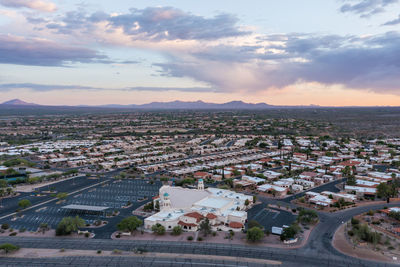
[0,255,274,266]
[1,173,398,266]
[1,202,399,266]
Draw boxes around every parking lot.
[67,179,160,209]
[247,204,296,232]
[0,179,161,232]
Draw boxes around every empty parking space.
[247,204,296,232]
[0,179,161,232]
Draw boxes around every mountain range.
[1,99,39,106]
[1,99,274,110]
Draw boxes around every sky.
[0,0,400,106]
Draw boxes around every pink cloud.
[0,0,56,12]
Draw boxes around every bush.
[143,202,154,211]
[18,199,31,209]
[97,250,102,254]
[84,232,90,238]
[56,192,68,200]
[56,216,85,236]
[351,223,381,245]
[0,243,19,254]
[248,220,262,229]
[187,236,193,241]
[1,224,9,230]
[113,249,122,254]
[351,217,360,225]
[171,226,182,236]
[347,230,354,236]
[151,224,165,235]
[197,237,203,241]
[9,232,17,236]
[246,227,264,242]
[19,228,26,233]
[367,210,375,216]
[297,209,318,225]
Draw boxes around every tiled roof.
[184,212,204,222]
[229,221,244,229]
[178,221,197,227]
[206,213,217,219]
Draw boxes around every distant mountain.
[1,99,39,106]
[99,100,273,110]
[0,99,321,110]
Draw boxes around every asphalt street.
[1,202,399,266]
[0,172,398,266]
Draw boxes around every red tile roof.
[184,212,204,222]
[206,213,217,220]
[194,172,209,177]
[229,222,244,229]
[178,221,198,227]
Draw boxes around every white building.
[144,180,252,232]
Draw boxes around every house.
[194,171,212,180]
[257,184,288,196]
[344,185,376,197]
[263,170,282,180]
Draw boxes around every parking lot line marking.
[0,179,109,220]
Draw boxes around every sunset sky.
[1,0,400,106]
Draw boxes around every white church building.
[144,179,253,232]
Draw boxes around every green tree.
[56,192,68,200]
[0,243,19,254]
[143,202,154,211]
[377,183,390,200]
[171,226,183,236]
[246,227,264,242]
[342,166,351,177]
[280,224,300,241]
[297,209,318,225]
[253,195,257,203]
[389,211,400,221]
[56,216,85,236]
[0,180,7,188]
[39,223,49,234]
[18,199,31,209]
[199,218,212,237]
[232,170,241,176]
[151,223,166,235]
[117,216,142,233]
[248,220,262,229]
[346,175,356,186]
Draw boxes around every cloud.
[383,14,400,25]
[43,7,249,41]
[0,34,107,66]
[0,0,56,12]
[11,5,400,95]
[339,0,398,18]
[154,32,400,94]
[0,83,217,93]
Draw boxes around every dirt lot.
[333,222,398,263]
